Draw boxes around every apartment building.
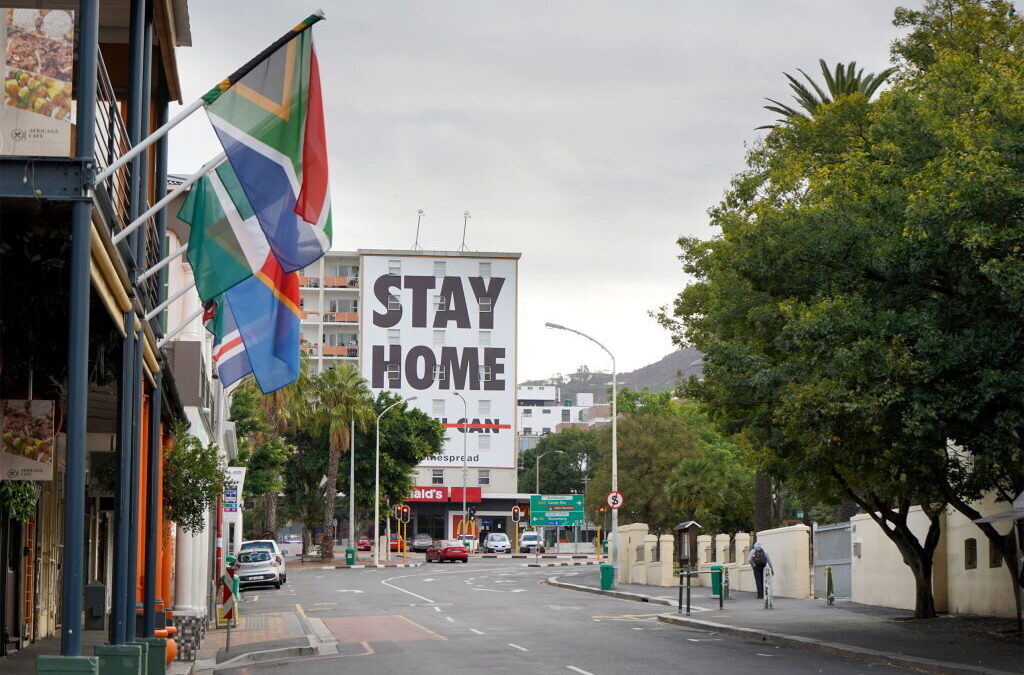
[297,251,361,374]
[516,385,596,451]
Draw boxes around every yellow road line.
[295,603,307,618]
[397,614,447,640]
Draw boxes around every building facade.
[297,251,361,374]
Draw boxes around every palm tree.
[759,59,896,129]
[308,362,374,560]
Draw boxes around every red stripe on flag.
[441,423,512,429]
[294,45,329,224]
[214,336,243,362]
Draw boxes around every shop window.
[431,469,444,485]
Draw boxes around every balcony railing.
[300,276,321,288]
[324,345,358,357]
[301,311,321,321]
[302,343,319,356]
[324,276,358,288]
[323,312,358,323]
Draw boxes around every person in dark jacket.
[748,541,774,599]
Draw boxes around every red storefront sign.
[449,486,482,503]
[408,486,449,502]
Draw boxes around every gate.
[813,522,852,598]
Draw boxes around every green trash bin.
[710,564,724,597]
[345,547,356,565]
[600,563,615,590]
[602,539,608,554]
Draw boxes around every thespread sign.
[407,486,448,502]
[1,8,75,157]
[361,252,519,469]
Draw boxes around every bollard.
[723,567,730,601]
[686,569,692,616]
[826,565,835,606]
[764,566,774,610]
[678,571,684,614]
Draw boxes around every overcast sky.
[168,1,911,382]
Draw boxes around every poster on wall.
[0,8,74,156]
[360,252,519,469]
[1,399,56,480]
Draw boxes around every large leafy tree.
[517,427,598,495]
[307,362,374,559]
[661,0,1024,619]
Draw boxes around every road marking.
[314,602,336,606]
[445,616,455,623]
[422,578,436,582]
[396,614,447,641]
[381,577,435,604]
[473,587,505,593]
[250,596,258,602]
[470,628,484,635]
[567,667,596,675]
[295,603,307,618]
[687,638,723,642]
[336,589,364,593]
[434,606,441,612]
[631,627,643,631]
[756,653,777,657]
[508,643,529,652]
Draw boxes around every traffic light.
[400,505,411,523]
[599,506,606,514]
[468,506,477,522]
[511,505,522,522]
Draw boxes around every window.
[479,262,492,278]
[386,364,400,382]
[433,293,447,311]
[479,297,492,313]
[523,427,533,435]
[522,408,532,417]
[388,329,400,345]
[478,469,490,485]
[431,469,444,485]
[479,330,491,347]
[433,329,446,346]
[542,409,551,414]
[965,538,977,570]
[433,261,446,277]
[561,409,571,422]
[387,294,401,311]
[432,399,445,416]
[479,365,492,382]
[387,259,401,276]
[478,436,491,450]
[432,365,446,381]
[479,400,491,415]
[989,540,1002,568]
[542,427,551,435]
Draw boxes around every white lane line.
[381,576,435,604]
[445,616,455,623]
[434,606,441,612]
[567,667,596,675]
[470,628,484,635]
[508,643,529,652]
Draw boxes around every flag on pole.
[202,14,331,273]
[223,257,301,394]
[204,299,254,388]
[178,163,272,303]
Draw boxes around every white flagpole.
[138,243,189,283]
[145,279,196,322]
[157,307,205,349]
[112,152,227,246]
[95,98,205,185]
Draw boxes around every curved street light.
[545,321,617,589]
[374,396,417,566]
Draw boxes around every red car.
[426,539,468,563]
[357,537,371,551]
[389,533,406,552]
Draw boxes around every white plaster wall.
[944,497,1016,618]
[756,524,811,599]
[850,506,947,612]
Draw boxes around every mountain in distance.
[521,347,703,404]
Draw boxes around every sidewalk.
[550,570,1023,675]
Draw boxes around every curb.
[321,563,422,569]
[191,641,319,674]
[546,576,1016,675]
[480,554,595,560]
[657,614,1018,675]
[528,561,601,568]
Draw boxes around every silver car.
[483,532,511,553]
[240,539,287,583]
[236,549,281,589]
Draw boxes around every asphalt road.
[225,557,904,675]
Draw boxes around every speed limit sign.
[606,491,624,509]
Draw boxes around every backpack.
[751,547,767,567]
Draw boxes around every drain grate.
[243,614,269,631]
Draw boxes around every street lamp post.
[453,392,468,539]
[545,322,617,588]
[375,396,416,566]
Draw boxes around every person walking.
[748,541,774,599]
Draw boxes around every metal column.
[60,0,99,657]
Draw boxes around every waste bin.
[710,564,724,597]
[600,563,615,590]
[602,539,608,554]
[345,547,356,565]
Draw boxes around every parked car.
[389,533,406,552]
[426,539,469,563]
[456,533,478,553]
[357,536,371,551]
[519,531,545,554]
[483,532,511,553]
[278,536,302,558]
[240,540,287,583]
[236,549,281,589]
[411,533,434,552]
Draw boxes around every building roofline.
[358,248,521,260]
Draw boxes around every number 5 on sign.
[606,491,624,509]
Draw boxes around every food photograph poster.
[0,7,74,156]
[1,399,56,480]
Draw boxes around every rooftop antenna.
[459,210,471,251]
[412,209,425,250]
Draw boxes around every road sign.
[606,491,624,509]
[530,494,585,527]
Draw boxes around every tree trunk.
[754,472,773,533]
[266,492,278,538]
[836,502,859,522]
[322,443,340,560]
[302,527,311,556]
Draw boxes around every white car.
[519,531,545,554]
[456,534,478,553]
[483,532,511,553]
[240,540,287,583]
[236,549,281,589]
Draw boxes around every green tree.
[280,431,327,554]
[760,58,895,128]
[307,362,374,559]
[164,423,226,534]
[517,427,598,495]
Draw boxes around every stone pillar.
[616,525,632,584]
[734,532,751,565]
[696,534,713,570]
[714,534,730,564]
[174,529,194,611]
[658,535,675,587]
